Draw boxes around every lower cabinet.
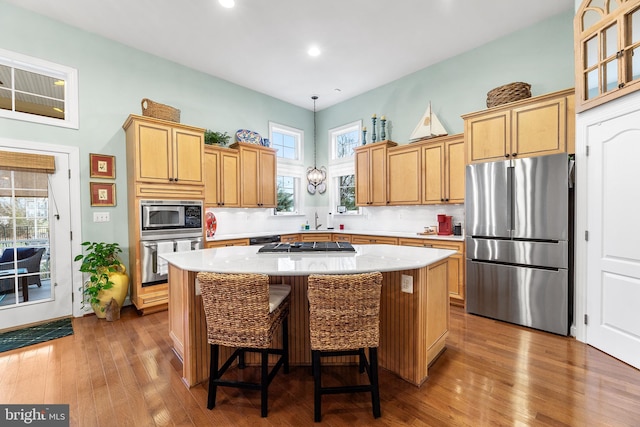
[206,238,249,248]
[280,234,299,243]
[350,235,399,245]
[299,233,332,242]
[398,238,465,306]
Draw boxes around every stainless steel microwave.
[140,200,203,239]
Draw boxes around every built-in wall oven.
[139,200,204,287]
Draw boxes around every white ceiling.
[6,0,574,110]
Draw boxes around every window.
[328,121,361,214]
[330,121,362,161]
[0,48,79,129]
[276,175,296,213]
[270,122,304,215]
[337,174,357,212]
[270,122,302,161]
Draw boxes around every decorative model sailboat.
[409,102,448,141]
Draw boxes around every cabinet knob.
[504,154,510,158]
[445,198,449,202]
[512,153,517,157]
[618,82,625,89]
[174,178,179,182]
[169,177,175,182]
[441,198,444,202]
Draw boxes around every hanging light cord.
[312,95,318,168]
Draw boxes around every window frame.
[329,120,362,164]
[0,49,79,129]
[270,122,305,216]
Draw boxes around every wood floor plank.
[1,305,640,426]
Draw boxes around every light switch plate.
[401,274,413,294]
[93,212,110,222]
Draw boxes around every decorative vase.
[91,264,129,319]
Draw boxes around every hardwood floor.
[1,305,639,426]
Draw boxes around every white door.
[0,146,75,330]
[585,102,640,369]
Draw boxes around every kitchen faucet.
[315,212,322,230]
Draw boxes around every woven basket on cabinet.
[141,98,181,122]
[486,82,531,108]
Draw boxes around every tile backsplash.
[209,204,464,237]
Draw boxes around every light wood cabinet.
[463,88,575,164]
[350,235,398,245]
[280,234,300,243]
[123,115,205,198]
[398,238,465,306]
[206,238,249,248]
[332,234,351,243]
[231,142,276,208]
[354,140,397,206]
[387,134,464,205]
[204,146,240,208]
[123,115,205,314]
[299,233,332,242]
[387,144,421,205]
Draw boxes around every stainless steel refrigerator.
[465,153,571,335]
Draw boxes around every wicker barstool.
[197,272,290,418]
[307,272,383,422]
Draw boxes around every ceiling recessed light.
[307,46,321,57]
[219,0,235,8]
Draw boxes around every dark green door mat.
[0,318,73,353]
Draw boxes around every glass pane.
[14,69,64,100]
[276,175,295,213]
[586,69,599,99]
[604,59,619,92]
[589,0,605,10]
[583,9,602,31]
[610,1,619,13]
[586,36,599,68]
[632,47,640,81]
[338,175,356,211]
[0,88,10,111]
[336,130,359,158]
[631,8,640,45]
[604,24,618,58]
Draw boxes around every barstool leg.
[260,350,269,417]
[208,344,219,410]
[370,347,381,418]
[312,350,322,422]
[282,317,289,374]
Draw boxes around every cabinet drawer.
[206,238,249,248]
[280,234,300,243]
[351,235,398,245]
[332,234,351,242]
[299,233,332,242]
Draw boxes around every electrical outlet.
[93,212,110,222]
[401,274,413,294]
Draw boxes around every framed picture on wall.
[90,182,116,206]
[89,153,115,179]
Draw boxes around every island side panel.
[426,259,450,365]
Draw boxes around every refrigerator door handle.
[506,165,514,235]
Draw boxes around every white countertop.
[206,229,464,243]
[160,244,456,275]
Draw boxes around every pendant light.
[306,95,327,194]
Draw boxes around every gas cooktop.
[258,241,356,253]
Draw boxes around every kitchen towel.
[176,240,192,253]
[156,241,174,276]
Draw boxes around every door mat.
[0,318,73,353]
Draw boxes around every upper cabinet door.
[512,97,566,159]
[137,121,172,183]
[173,128,204,184]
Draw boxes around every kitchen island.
[161,244,455,388]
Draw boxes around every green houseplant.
[204,129,231,146]
[74,241,129,318]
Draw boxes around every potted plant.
[204,129,231,146]
[74,241,129,319]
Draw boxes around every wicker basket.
[486,82,531,108]
[141,98,180,122]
